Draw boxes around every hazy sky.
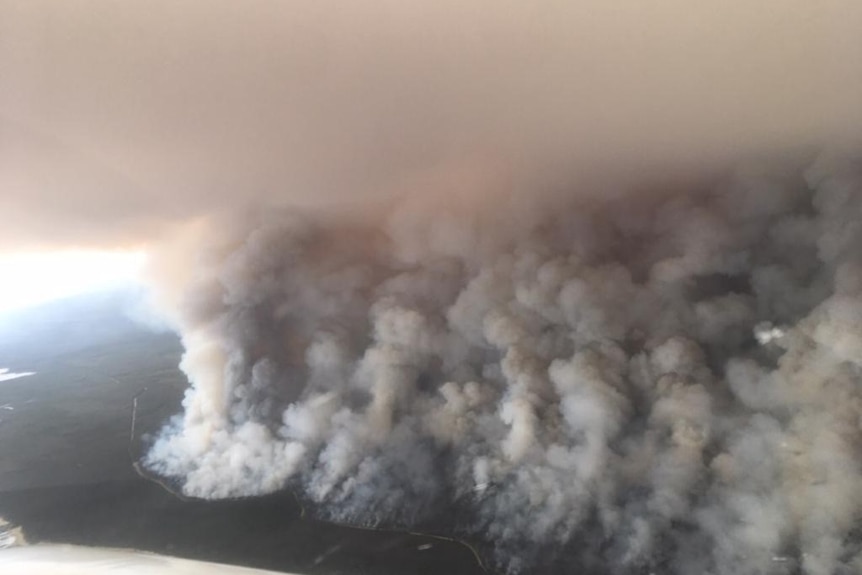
[2,0,861,248]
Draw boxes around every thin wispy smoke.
[144,155,862,574]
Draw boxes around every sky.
[1,0,861,251]
[2,1,860,309]
[0,250,144,313]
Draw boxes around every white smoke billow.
[143,155,862,574]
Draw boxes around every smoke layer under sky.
[2,0,861,249]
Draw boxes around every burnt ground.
[0,290,486,575]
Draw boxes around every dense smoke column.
[144,156,862,575]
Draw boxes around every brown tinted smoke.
[2,1,861,247]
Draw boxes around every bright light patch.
[0,250,146,313]
[0,545,291,574]
[0,369,35,382]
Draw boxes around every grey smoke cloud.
[143,155,862,574]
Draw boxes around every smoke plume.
[143,154,862,574]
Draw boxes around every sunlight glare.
[0,250,146,313]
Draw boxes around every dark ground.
[0,291,486,575]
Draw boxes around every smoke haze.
[3,2,862,574]
[2,1,862,247]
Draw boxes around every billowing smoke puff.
[144,155,862,575]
